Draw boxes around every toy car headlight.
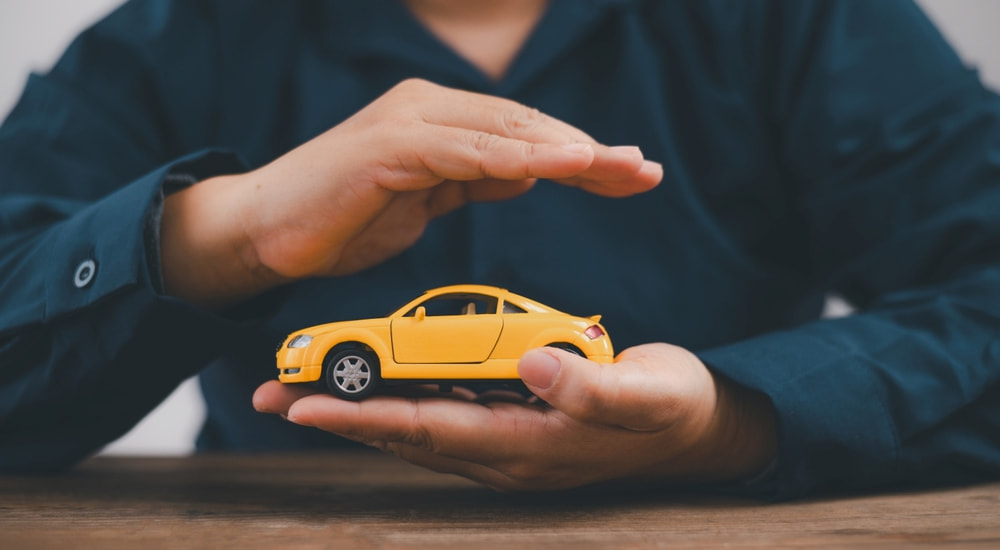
[287,335,313,348]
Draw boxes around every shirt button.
[74,259,97,288]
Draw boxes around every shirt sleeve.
[697,0,1000,498]
[0,0,246,471]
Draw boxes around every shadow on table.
[19,453,760,523]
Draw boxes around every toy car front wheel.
[324,347,381,400]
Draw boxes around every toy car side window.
[405,293,498,316]
[502,301,527,314]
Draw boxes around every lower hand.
[253,343,777,491]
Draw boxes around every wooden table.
[1,452,997,549]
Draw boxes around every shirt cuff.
[41,150,246,322]
[696,319,899,499]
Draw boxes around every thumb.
[518,347,635,427]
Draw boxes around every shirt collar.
[318,0,644,93]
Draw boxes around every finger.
[285,395,595,490]
[570,145,645,180]
[422,93,662,198]
[556,157,663,198]
[378,383,479,401]
[518,348,678,431]
[411,128,661,196]
[406,127,597,183]
[252,380,321,414]
[428,95,596,146]
[285,393,551,463]
[374,122,658,198]
[393,79,597,145]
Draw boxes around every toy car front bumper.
[278,364,322,383]
[276,347,322,383]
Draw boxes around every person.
[1,0,998,499]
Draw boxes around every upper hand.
[253,343,776,491]
[248,78,662,278]
[160,79,661,308]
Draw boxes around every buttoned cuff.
[696,320,898,500]
[42,150,246,321]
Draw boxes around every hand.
[253,344,777,491]
[160,79,661,308]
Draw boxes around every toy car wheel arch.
[323,345,381,400]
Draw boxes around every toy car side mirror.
[415,306,426,321]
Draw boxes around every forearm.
[0,288,240,472]
[0,153,247,471]
[699,266,1000,497]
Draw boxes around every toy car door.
[390,293,502,364]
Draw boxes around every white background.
[1,0,999,455]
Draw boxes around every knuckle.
[499,106,545,135]
[518,141,538,162]
[383,79,439,115]
[393,77,434,94]
[403,401,438,452]
[468,131,504,154]
[405,427,436,452]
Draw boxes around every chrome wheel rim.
[333,355,371,394]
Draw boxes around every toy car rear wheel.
[547,343,584,357]
[324,347,381,400]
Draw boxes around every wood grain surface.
[1,452,998,549]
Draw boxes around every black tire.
[323,346,381,400]
[546,343,584,357]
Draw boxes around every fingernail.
[520,350,561,389]
[639,159,663,178]
[608,145,643,159]
[285,405,307,426]
[560,143,593,154]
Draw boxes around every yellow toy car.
[276,284,614,399]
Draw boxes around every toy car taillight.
[584,325,605,339]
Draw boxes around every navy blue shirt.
[2,0,999,498]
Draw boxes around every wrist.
[706,373,778,481]
[675,372,777,484]
[160,173,290,309]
